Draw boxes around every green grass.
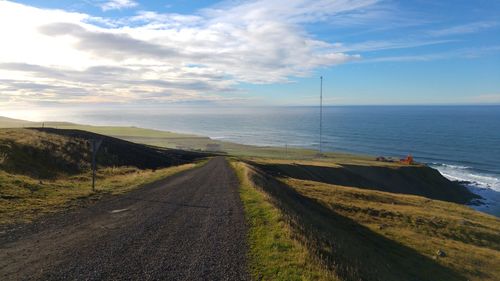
[230,160,336,281]
[238,158,500,281]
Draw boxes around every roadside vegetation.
[0,128,207,226]
[0,164,198,225]
[234,158,500,281]
[231,160,335,281]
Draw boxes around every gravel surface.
[0,157,249,281]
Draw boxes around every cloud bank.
[0,0,378,106]
[0,0,497,107]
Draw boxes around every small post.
[91,139,103,192]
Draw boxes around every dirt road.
[0,157,248,280]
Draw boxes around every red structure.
[400,154,414,165]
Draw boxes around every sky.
[1,0,500,116]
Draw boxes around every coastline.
[1,116,498,216]
[431,163,500,216]
[463,184,500,216]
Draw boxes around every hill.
[232,160,499,281]
[0,116,36,128]
[0,128,208,225]
[0,128,206,179]
[250,158,477,204]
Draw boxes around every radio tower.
[319,76,323,155]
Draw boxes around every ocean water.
[57,105,500,215]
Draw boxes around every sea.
[53,105,500,216]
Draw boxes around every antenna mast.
[320,76,323,154]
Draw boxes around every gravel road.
[0,157,249,281]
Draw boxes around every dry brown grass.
[249,158,476,204]
[0,128,208,226]
[239,159,499,281]
[0,163,201,226]
[285,178,500,281]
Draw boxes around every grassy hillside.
[0,116,38,128]
[0,128,208,225]
[0,129,90,178]
[0,128,206,179]
[250,158,477,204]
[234,159,499,281]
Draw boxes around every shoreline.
[1,116,498,216]
[462,184,500,217]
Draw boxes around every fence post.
[91,139,103,192]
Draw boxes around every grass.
[237,158,500,281]
[0,128,207,175]
[284,178,500,281]
[0,162,204,226]
[0,127,208,226]
[292,178,500,281]
[0,128,91,178]
[230,160,336,281]
[249,158,476,204]
[0,122,216,228]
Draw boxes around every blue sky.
[0,0,499,112]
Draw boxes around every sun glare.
[2,110,46,122]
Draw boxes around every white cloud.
[100,0,138,11]
[1,0,498,108]
[1,0,378,106]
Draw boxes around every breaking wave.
[431,163,500,216]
